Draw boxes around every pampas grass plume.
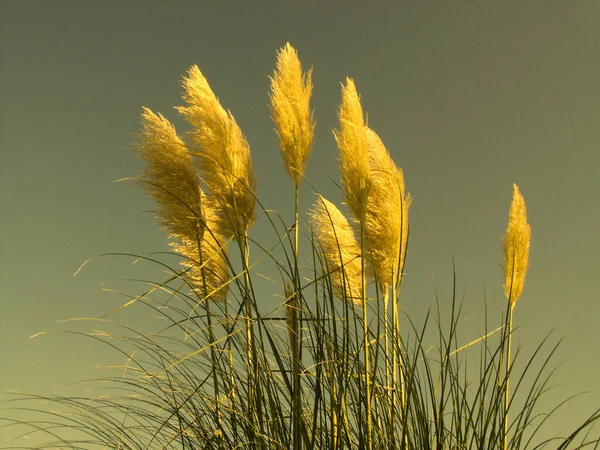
[270,42,315,187]
[311,194,363,305]
[171,193,230,302]
[502,183,531,306]
[136,107,229,301]
[177,65,257,239]
[364,127,411,289]
[136,107,205,245]
[334,78,372,222]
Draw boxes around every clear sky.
[1,0,599,446]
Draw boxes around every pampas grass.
[311,194,363,306]
[270,41,315,450]
[270,42,315,188]
[502,183,532,450]
[177,64,257,240]
[2,44,599,450]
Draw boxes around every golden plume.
[269,42,315,187]
[333,78,372,222]
[364,127,411,289]
[310,195,363,305]
[177,65,257,239]
[171,193,230,302]
[502,184,531,306]
[136,107,204,244]
[136,108,229,300]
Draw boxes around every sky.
[1,0,600,446]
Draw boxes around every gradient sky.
[1,0,600,446]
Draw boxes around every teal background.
[1,0,599,445]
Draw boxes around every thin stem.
[504,304,514,450]
[392,281,407,449]
[240,231,258,446]
[293,184,303,450]
[360,222,372,450]
[198,239,224,449]
[381,286,393,441]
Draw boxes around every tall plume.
[502,183,531,306]
[333,78,371,222]
[177,65,257,239]
[172,193,230,302]
[136,107,205,245]
[364,127,411,289]
[136,108,229,300]
[269,42,315,187]
[311,195,363,305]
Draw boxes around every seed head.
[177,65,257,240]
[269,42,315,187]
[172,196,230,302]
[364,127,411,290]
[136,107,204,244]
[334,78,372,222]
[136,108,229,301]
[502,184,531,307]
[310,195,363,305]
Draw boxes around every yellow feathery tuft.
[364,127,411,289]
[136,107,205,244]
[269,42,315,187]
[310,195,363,305]
[333,78,372,222]
[172,194,230,302]
[136,108,228,301]
[177,65,257,239]
[502,184,531,306]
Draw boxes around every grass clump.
[2,43,599,450]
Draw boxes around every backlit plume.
[502,183,531,306]
[334,78,372,222]
[364,127,411,290]
[177,65,257,239]
[311,195,363,305]
[270,42,315,187]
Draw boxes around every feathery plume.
[333,78,371,222]
[269,42,315,187]
[502,184,531,306]
[311,195,363,305]
[177,65,257,239]
[364,127,411,289]
[136,107,205,244]
[172,196,230,301]
[136,108,229,301]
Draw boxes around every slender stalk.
[240,231,258,446]
[292,185,303,450]
[391,283,399,439]
[360,223,372,450]
[382,287,392,435]
[225,296,239,439]
[392,281,407,449]
[197,236,224,448]
[504,304,514,450]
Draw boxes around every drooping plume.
[502,184,531,306]
[364,127,411,290]
[136,107,204,244]
[171,192,230,302]
[334,78,372,222]
[177,65,257,239]
[311,195,363,305]
[270,42,315,187]
[136,108,229,300]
